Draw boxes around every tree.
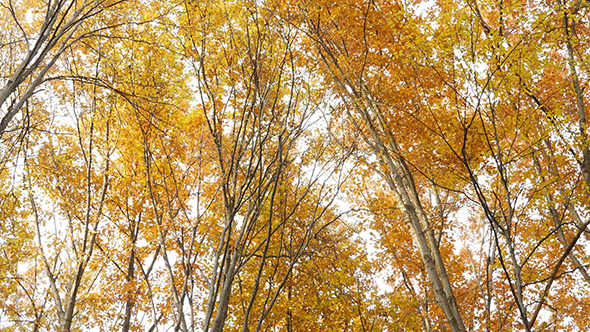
[2,0,590,330]
[181,1,363,331]
[0,0,128,139]
[280,0,590,330]
[280,0,469,330]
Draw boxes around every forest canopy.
[1,0,589,331]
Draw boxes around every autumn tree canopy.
[1,0,589,331]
